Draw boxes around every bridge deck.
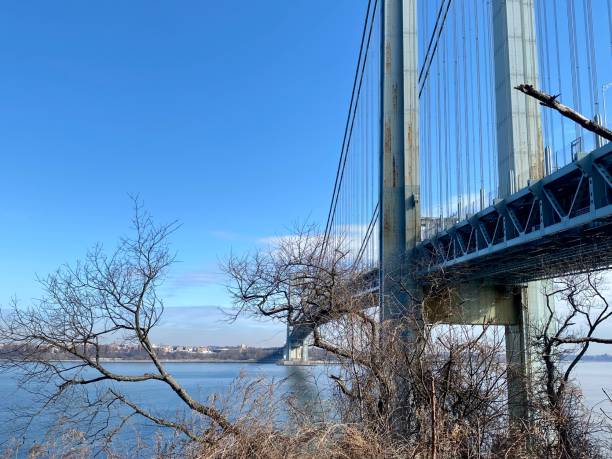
[288,144,612,345]
[417,143,612,284]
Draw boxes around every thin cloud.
[170,270,224,289]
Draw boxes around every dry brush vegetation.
[0,206,611,458]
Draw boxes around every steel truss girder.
[417,143,612,283]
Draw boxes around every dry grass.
[186,423,409,459]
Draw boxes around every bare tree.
[530,271,612,458]
[0,200,239,451]
[224,225,371,329]
[225,228,540,457]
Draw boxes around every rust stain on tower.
[384,123,391,155]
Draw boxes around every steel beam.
[416,144,612,281]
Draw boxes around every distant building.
[152,344,172,353]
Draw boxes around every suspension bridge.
[283,0,612,419]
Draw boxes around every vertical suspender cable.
[567,0,583,147]
[443,34,450,222]
[461,0,471,214]
[536,0,549,150]
[488,1,499,197]
[366,60,370,265]
[420,0,427,222]
[542,0,557,167]
[552,0,568,165]
[585,0,598,118]
[582,0,595,121]
[608,0,612,57]
[468,0,476,213]
[475,0,484,210]
[483,0,494,200]
[428,2,434,224]
[427,39,433,222]
[525,0,538,169]
[353,101,357,258]
[453,4,462,219]
[437,49,443,222]
[322,0,375,255]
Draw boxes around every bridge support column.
[493,0,549,423]
[504,289,530,422]
[380,0,419,322]
[284,326,310,364]
[284,320,291,360]
[285,341,309,363]
[504,285,549,421]
[424,283,518,325]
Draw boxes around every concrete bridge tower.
[379,0,419,322]
[291,4,550,427]
[378,0,547,422]
[492,0,547,421]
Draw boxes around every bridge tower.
[379,0,419,321]
[284,319,309,364]
[492,0,547,421]
[377,0,546,424]
[282,0,420,366]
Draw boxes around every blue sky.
[1,2,610,350]
[0,1,366,346]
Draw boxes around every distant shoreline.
[78,357,612,364]
[0,358,332,365]
[3,355,612,364]
[0,358,277,364]
[56,358,273,364]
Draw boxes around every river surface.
[0,362,332,455]
[0,360,610,455]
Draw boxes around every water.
[572,360,612,412]
[0,360,610,455]
[0,362,332,455]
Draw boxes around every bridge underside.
[287,324,313,346]
[417,144,612,284]
[286,145,612,356]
